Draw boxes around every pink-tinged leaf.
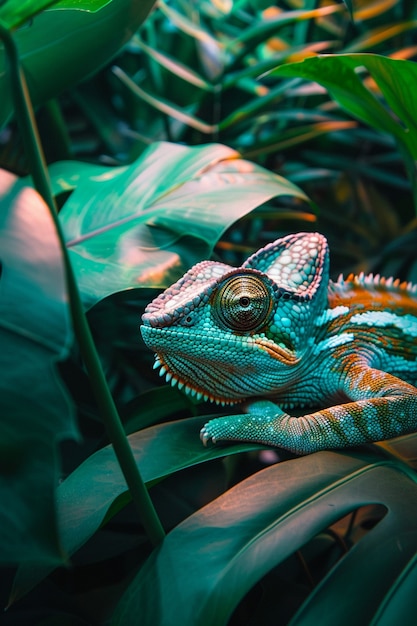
[0,170,77,565]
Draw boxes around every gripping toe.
[200,425,216,447]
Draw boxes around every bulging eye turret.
[211,272,273,332]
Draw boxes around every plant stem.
[65,268,166,547]
[0,22,165,546]
[0,22,57,212]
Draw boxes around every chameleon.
[140,232,417,455]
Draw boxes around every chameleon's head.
[141,233,329,403]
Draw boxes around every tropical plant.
[1,0,417,625]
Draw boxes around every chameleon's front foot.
[200,406,326,454]
[200,410,288,448]
[200,416,249,446]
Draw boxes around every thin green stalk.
[0,22,165,546]
[64,267,166,547]
[0,22,57,211]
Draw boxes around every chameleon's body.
[141,233,417,454]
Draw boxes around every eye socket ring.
[211,272,273,332]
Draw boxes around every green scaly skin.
[141,233,417,455]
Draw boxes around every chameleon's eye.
[212,273,273,332]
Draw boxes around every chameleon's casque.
[141,232,417,455]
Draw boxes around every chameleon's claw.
[200,425,216,447]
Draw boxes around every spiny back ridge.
[335,272,417,295]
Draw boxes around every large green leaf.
[272,53,417,208]
[11,416,264,603]
[52,142,309,309]
[272,54,417,159]
[0,169,77,565]
[0,0,112,30]
[0,0,62,28]
[0,0,156,127]
[111,451,417,625]
[372,553,417,626]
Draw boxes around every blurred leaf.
[345,21,417,53]
[132,36,216,92]
[49,142,309,309]
[0,0,156,127]
[112,451,417,626]
[354,0,398,21]
[241,120,357,159]
[0,169,77,565]
[11,416,264,603]
[158,0,220,48]
[113,66,216,133]
[222,42,333,90]
[219,78,301,131]
[226,4,343,63]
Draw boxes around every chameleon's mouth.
[255,337,299,365]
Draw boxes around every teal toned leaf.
[11,416,263,603]
[241,120,357,160]
[112,451,417,625]
[282,471,417,625]
[113,66,216,133]
[0,170,77,565]
[131,36,215,92]
[219,79,301,131]
[0,0,156,127]
[372,552,417,626]
[52,142,309,309]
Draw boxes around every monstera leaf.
[50,142,310,309]
[112,450,417,626]
[0,170,77,565]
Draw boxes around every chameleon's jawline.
[153,353,241,406]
